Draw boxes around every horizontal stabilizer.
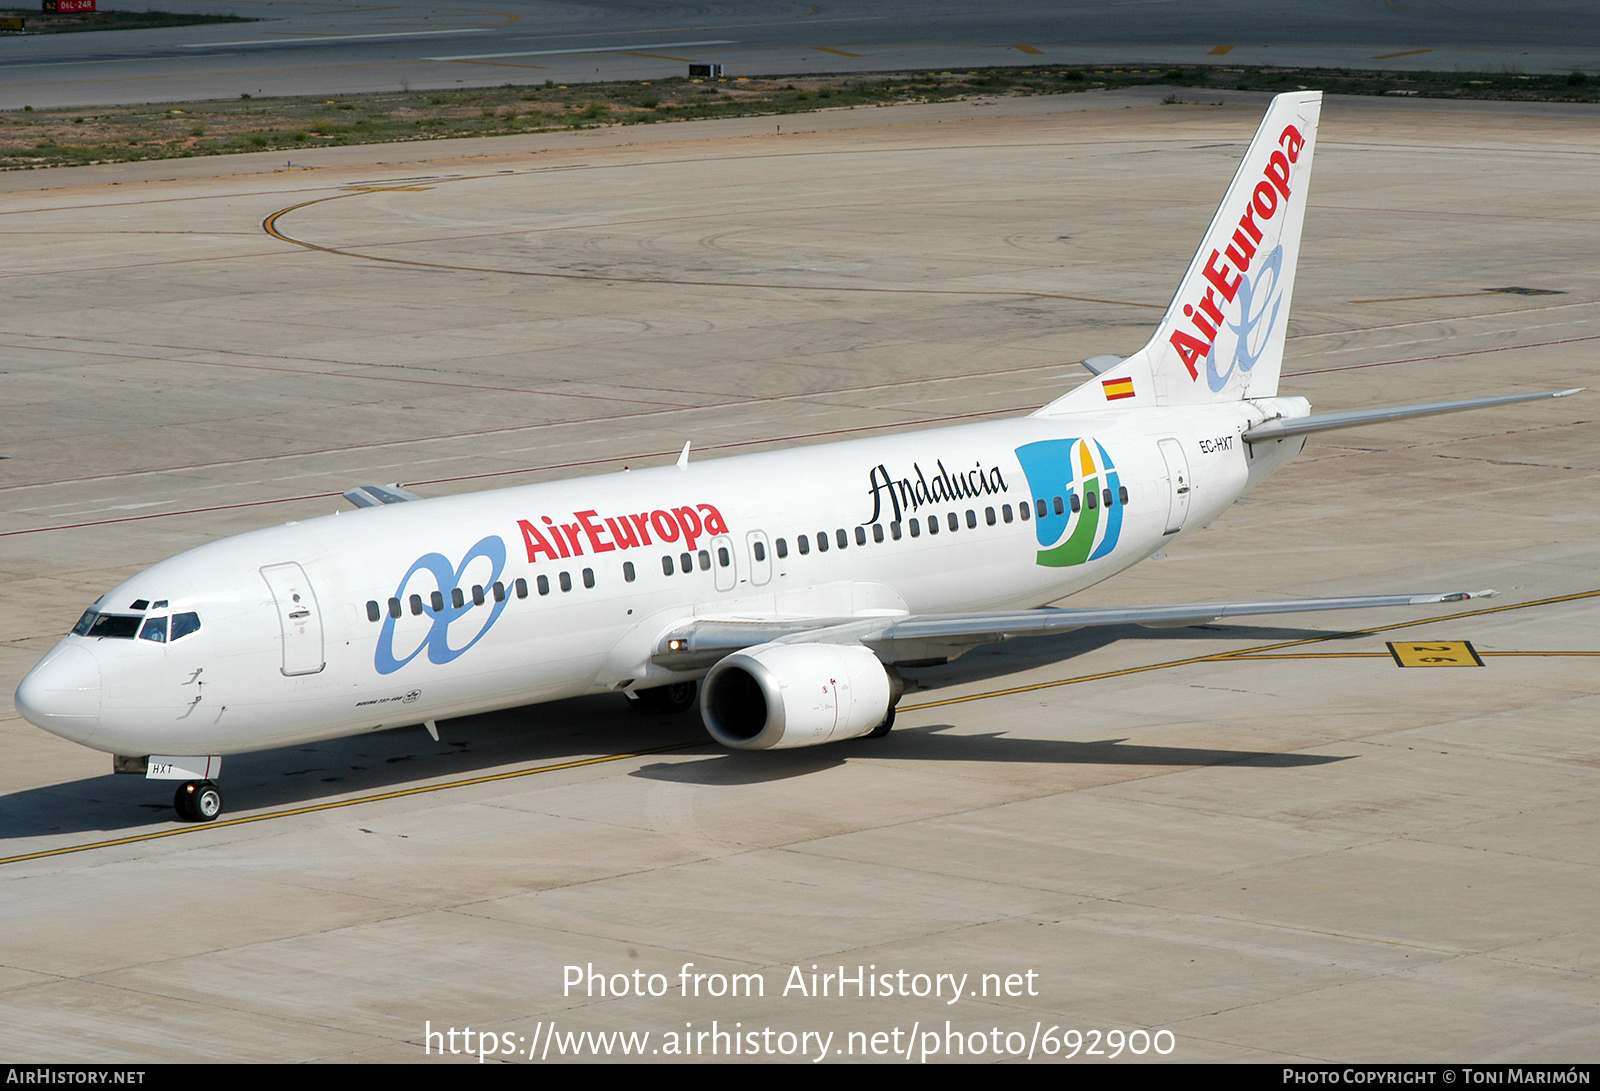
[1244,389,1582,443]
[343,483,423,509]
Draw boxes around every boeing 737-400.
[13,91,1579,821]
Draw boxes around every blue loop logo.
[375,535,508,675]
[1206,244,1284,393]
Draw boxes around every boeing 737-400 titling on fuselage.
[14,92,1580,822]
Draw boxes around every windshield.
[73,611,141,639]
[72,608,201,641]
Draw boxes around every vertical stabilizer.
[1036,91,1322,416]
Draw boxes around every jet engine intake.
[701,642,899,750]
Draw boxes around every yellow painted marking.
[813,46,862,57]
[1388,640,1483,667]
[1208,45,1236,55]
[1373,48,1433,59]
[447,59,550,70]
[0,742,704,868]
[623,51,697,63]
[1012,45,1044,55]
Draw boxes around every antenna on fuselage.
[676,441,691,470]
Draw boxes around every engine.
[700,642,901,750]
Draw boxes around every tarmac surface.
[3,0,1600,109]
[1,91,1597,1062]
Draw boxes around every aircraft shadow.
[631,724,1349,786]
[909,621,1362,691]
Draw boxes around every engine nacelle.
[701,642,898,750]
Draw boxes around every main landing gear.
[625,680,698,714]
[174,780,224,822]
[868,705,896,739]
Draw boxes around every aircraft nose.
[15,644,102,744]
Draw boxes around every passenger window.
[1103,488,1114,509]
[389,598,402,618]
[698,550,710,571]
[430,591,444,612]
[948,512,959,532]
[718,546,730,567]
[1053,496,1065,516]
[1119,485,1129,505]
[854,526,866,546]
[753,541,766,562]
[624,561,635,582]
[170,612,201,641]
[837,528,848,549]
[537,575,550,596]
[967,509,977,529]
[776,538,788,559]
[927,515,939,535]
[583,568,595,589]
[472,585,485,606]
[1036,499,1047,518]
[890,521,901,540]
[680,552,693,573]
[451,588,464,609]
[985,507,996,526]
[515,578,528,599]
[662,556,675,576]
[559,572,572,593]
[909,519,921,538]
[872,524,884,543]
[797,535,810,555]
[139,616,168,643]
[410,594,424,616]
[493,582,506,602]
[1071,493,1081,513]
[1019,502,1030,522]
[1086,491,1097,510]
[366,600,380,622]
[1003,504,1012,523]
[817,532,829,553]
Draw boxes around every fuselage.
[15,399,1304,759]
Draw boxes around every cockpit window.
[139,617,168,643]
[80,612,141,639]
[171,612,202,641]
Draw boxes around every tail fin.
[1037,91,1322,415]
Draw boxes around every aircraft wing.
[650,589,1496,670]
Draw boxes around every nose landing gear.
[174,780,224,822]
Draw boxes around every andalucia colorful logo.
[1014,439,1123,567]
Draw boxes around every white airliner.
[14,92,1578,822]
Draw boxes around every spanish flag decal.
[1101,376,1135,401]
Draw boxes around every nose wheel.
[174,780,224,822]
